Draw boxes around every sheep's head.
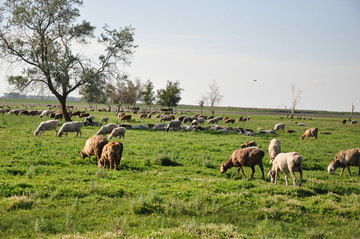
[57,132,63,137]
[327,162,336,175]
[34,130,40,136]
[220,164,227,174]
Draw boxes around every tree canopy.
[0,0,137,120]
[156,81,182,109]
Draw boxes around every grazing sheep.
[150,123,167,130]
[34,120,59,136]
[160,115,175,122]
[120,114,132,121]
[53,113,63,120]
[300,127,318,140]
[268,139,281,162]
[80,135,108,161]
[259,130,276,135]
[98,141,124,170]
[100,117,109,123]
[57,121,84,137]
[166,120,182,132]
[96,123,118,135]
[240,141,257,148]
[327,148,360,176]
[39,110,53,118]
[350,120,358,125]
[268,152,303,186]
[225,118,236,123]
[220,147,265,180]
[108,127,126,139]
[207,118,219,124]
[273,123,285,131]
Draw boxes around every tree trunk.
[59,96,72,121]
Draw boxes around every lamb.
[220,147,265,180]
[268,138,281,162]
[80,135,108,162]
[166,120,182,132]
[273,123,285,131]
[108,127,126,139]
[268,152,303,186]
[300,127,318,140]
[327,148,360,176]
[98,141,124,170]
[34,120,59,136]
[57,121,84,137]
[96,123,118,135]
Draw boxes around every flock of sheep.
[31,111,360,185]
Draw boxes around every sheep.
[350,120,358,125]
[96,123,118,135]
[240,140,257,148]
[225,118,236,123]
[259,130,276,135]
[327,148,360,176]
[149,123,167,130]
[34,120,59,136]
[98,141,124,170]
[268,152,303,186]
[268,138,281,162]
[160,115,175,122]
[300,127,318,140]
[108,127,126,139]
[120,114,132,121]
[100,117,109,123]
[80,135,108,162]
[220,147,265,180]
[166,120,182,132]
[57,121,84,137]
[273,123,285,131]
[39,110,53,118]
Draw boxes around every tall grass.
[0,108,359,238]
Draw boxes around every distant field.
[0,99,359,238]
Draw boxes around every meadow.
[0,103,359,238]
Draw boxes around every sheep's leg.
[346,166,352,176]
[290,171,297,186]
[274,171,278,184]
[259,163,265,181]
[299,168,303,186]
[239,166,246,178]
[249,166,255,180]
[340,167,346,176]
[284,174,289,186]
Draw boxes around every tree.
[198,96,206,115]
[78,70,106,109]
[349,103,355,122]
[0,0,137,121]
[289,83,302,119]
[156,81,182,110]
[205,80,223,115]
[142,80,155,112]
[106,77,143,113]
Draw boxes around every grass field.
[0,103,359,238]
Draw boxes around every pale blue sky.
[1,0,359,112]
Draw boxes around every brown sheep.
[220,147,265,180]
[224,118,235,123]
[98,141,124,170]
[300,127,318,140]
[240,140,257,148]
[327,148,360,176]
[80,135,109,162]
[120,114,132,121]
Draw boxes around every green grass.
[0,106,359,238]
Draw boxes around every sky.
[1,0,360,112]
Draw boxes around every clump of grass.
[5,196,35,211]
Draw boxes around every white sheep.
[268,152,303,186]
[273,123,285,131]
[34,120,59,136]
[57,121,84,137]
[108,127,126,139]
[268,138,281,162]
[96,123,118,135]
[166,120,182,132]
